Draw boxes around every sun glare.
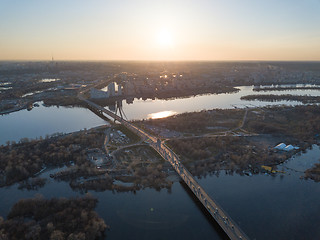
[147,111,177,119]
[156,28,174,47]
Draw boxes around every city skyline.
[1,0,320,61]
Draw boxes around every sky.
[0,0,320,61]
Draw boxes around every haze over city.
[1,0,320,61]
[1,1,320,240]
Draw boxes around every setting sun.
[156,28,174,48]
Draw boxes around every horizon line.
[1,59,320,63]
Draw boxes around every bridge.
[79,94,250,240]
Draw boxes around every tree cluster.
[305,162,320,182]
[0,129,105,186]
[0,196,108,240]
[241,94,320,104]
[70,147,172,192]
[245,105,320,142]
[253,86,320,92]
[168,136,288,177]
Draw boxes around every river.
[1,85,320,144]
[0,146,319,239]
[0,102,108,145]
[117,85,320,120]
[0,85,320,239]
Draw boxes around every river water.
[119,85,320,120]
[0,146,319,240]
[0,103,108,145]
[1,85,320,239]
[1,85,320,145]
[198,145,320,240]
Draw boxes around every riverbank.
[241,94,320,103]
[253,86,320,92]
[137,105,320,177]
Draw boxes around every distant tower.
[49,55,56,71]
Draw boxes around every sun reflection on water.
[147,111,177,119]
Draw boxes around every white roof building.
[284,145,294,151]
[274,143,286,150]
[274,143,298,151]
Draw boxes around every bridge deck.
[81,97,250,240]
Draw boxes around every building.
[274,143,286,150]
[90,88,109,99]
[284,145,294,151]
[274,143,298,151]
